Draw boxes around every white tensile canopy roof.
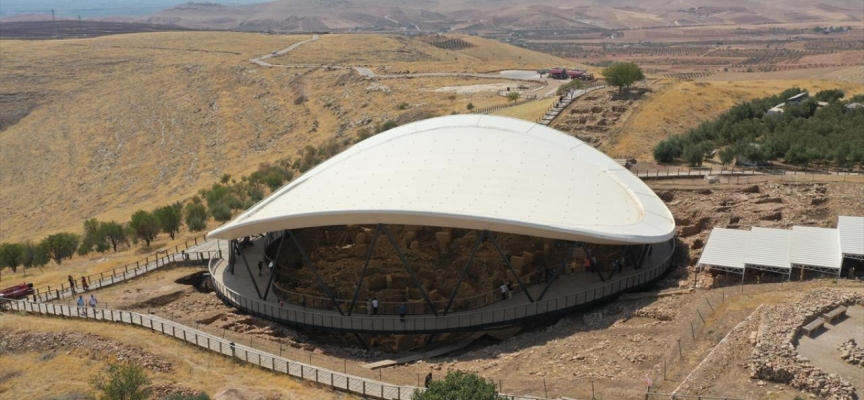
[790,226,842,271]
[696,228,749,274]
[208,115,675,244]
[838,216,864,258]
[744,227,792,274]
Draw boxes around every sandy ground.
[796,305,864,398]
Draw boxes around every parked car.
[0,283,34,300]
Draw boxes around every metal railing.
[28,236,220,303]
[210,239,677,333]
[3,299,417,400]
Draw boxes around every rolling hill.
[0,31,572,241]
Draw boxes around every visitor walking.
[68,275,76,294]
[81,276,89,291]
[499,283,508,301]
[424,372,433,388]
[89,294,97,309]
[366,298,373,316]
[584,257,591,272]
[399,303,407,322]
[372,297,379,316]
[76,295,84,315]
[258,260,263,276]
[506,281,514,299]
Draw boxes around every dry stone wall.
[749,289,864,399]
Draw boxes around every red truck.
[0,283,34,300]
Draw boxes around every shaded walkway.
[211,236,676,334]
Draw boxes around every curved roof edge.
[208,115,675,245]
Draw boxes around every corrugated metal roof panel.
[697,228,749,270]
[790,226,841,269]
[745,227,792,269]
[838,216,864,257]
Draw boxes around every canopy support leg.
[538,242,579,301]
[489,232,535,303]
[348,225,382,316]
[443,231,486,315]
[288,230,345,316]
[581,244,605,282]
[238,241,264,299]
[383,225,439,316]
[262,230,287,301]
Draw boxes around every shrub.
[164,394,210,400]
[154,204,183,240]
[90,362,151,400]
[397,102,410,110]
[466,102,475,111]
[209,203,233,222]
[378,120,399,133]
[413,370,507,400]
[184,203,208,232]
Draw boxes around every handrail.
[3,299,418,400]
[210,239,676,333]
[29,237,219,303]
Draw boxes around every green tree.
[100,221,129,252]
[22,240,49,270]
[184,203,209,232]
[413,370,507,400]
[79,218,109,256]
[507,91,520,103]
[601,62,645,94]
[466,102,475,111]
[209,203,232,222]
[90,362,151,400]
[0,242,26,273]
[129,210,160,247]
[39,232,80,265]
[719,147,735,166]
[154,204,183,240]
[813,89,844,103]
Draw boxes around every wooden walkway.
[538,85,604,126]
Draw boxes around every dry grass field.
[0,31,567,242]
[0,314,348,399]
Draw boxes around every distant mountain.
[138,0,864,32]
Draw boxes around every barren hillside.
[0,32,568,241]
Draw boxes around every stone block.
[366,275,387,292]
[522,251,534,264]
[410,241,421,251]
[510,256,525,269]
[435,231,452,244]
[385,274,393,289]
[355,232,367,245]
[355,244,368,258]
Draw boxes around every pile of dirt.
[0,330,174,373]
[749,289,864,399]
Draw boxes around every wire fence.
[633,165,864,181]
[3,299,420,400]
[26,236,220,303]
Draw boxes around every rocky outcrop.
[837,339,864,367]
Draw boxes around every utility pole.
[51,9,58,39]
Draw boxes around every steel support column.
[288,230,345,316]
[347,225,382,316]
[443,231,487,315]
[382,225,439,316]
[580,243,605,282]
[238,242,264,299]
[488,231,535,303]
[538,242,579,301]
[262,230,287,301]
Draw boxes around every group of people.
[67,275,89,294]
[363,298,410,322]
[76,294,98,314]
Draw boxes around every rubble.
[749,289,864,400]
[0,330,174,373]
[837,339,864,367]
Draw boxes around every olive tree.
[601,62,645,94]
